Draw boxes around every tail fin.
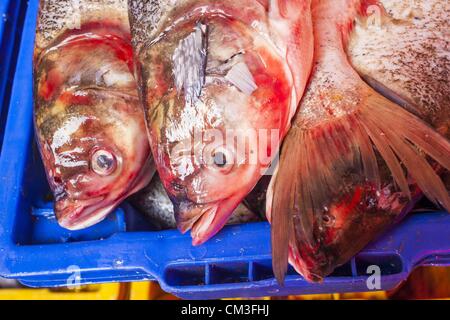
[360,91,450,208]
[270,154,294,285]
[271,86,450,283]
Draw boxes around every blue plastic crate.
[0,0,24,151]
[0,0,449,300]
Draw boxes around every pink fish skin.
[129,0,314,245]
[268,0,450,283]
[34,0,153,230]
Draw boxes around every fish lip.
[174,191,248,246]
[173,200,222,245]
[289,248,336,282]
[55,195,111,230]
[190,206,218,246]
[55,157,155,231]
[175,201,219,234]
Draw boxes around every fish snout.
[55,195,108,231]
[290,243,337,283]
[174,199,227,246]
[174,200,217,233]
[290,204,398,281]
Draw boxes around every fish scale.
[34,0,153,230]
[128,0,167,49]
[349,0,449,135]
[129,0,314,246]
[269,0,450,283]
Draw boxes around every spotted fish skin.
[348,0,450,137]
[34,0,153,230]
[129,0,314,245]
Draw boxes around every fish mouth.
[55,195,116,231]
[289,207,399,282]
[174,200,229,246]
[55,157,155,230]
[288,240,339,283]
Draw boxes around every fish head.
[140,13,295,244]
[37,91,151,230]
[289,183,409,281]
[35,31,152,230]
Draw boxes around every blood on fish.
[60,35,135,73]
[34,1,153,231]
[50,21,132,48]
[359,0,382,16]
[38,69,62,102]
[333,186,363,222]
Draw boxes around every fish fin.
[359,91,450,210]
[361,75,424,119]
[271,123,326,284]
[303,89,450,213]
[272,87,450,281]
[270,162,292,285]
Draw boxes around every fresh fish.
[348,0,449,139]
[130,174,262,230]
[242,175,272,218]
[34,0,153,230]
[129,0,314,244]
[269,0,450,283]
[130,174,176,230]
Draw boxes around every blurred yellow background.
[0,267,448,300]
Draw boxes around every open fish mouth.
[55,195,117,230]
[174,201,222,246]
[55,157,155,230]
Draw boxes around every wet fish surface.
[269,0,450,283]
[130,174,263,230]
[34,0,153,230]
[129,0,314,245]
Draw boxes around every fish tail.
[359,90,450,210]
[271,86,450,283]
[267,0,314,285]
[271,0,450,284]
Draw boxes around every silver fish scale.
[37,0,73,41]
[37,0,127,44]
[129,0,178,49]
[129,0,160,47]
[349,0,449,127]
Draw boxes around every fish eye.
[213,151,227,167]
[322,214,335,227]
[91,149,117,176]
[208,147,235,174]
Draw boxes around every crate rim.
[0,0,448,300]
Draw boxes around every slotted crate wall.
[0,0,448,300]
